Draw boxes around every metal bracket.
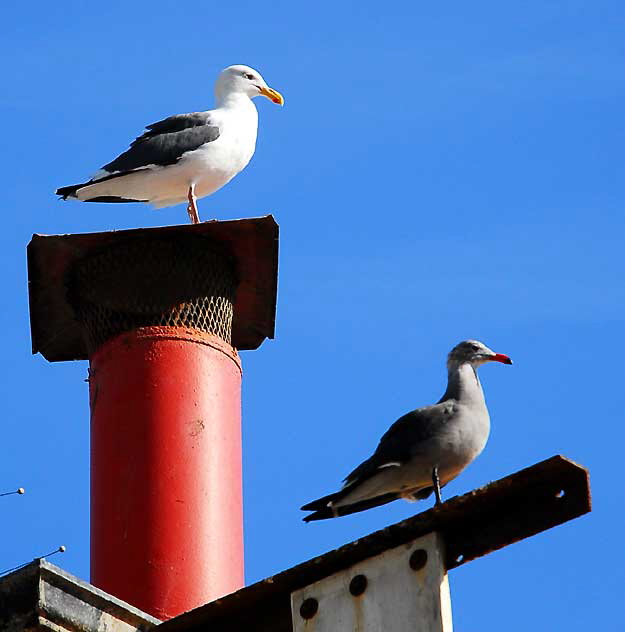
[291,532,452,632]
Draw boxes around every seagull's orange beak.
[259,85,284,105]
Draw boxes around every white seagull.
[301,340,512,521]
[56,65,284,224]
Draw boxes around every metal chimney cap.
[27,216,279,362]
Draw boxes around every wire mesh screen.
[68,235,237,354]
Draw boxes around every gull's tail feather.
[56,179,145,203]
[56,168,150,203]
[302,491,400,522]
[301,490,345,512]
[55,183,84,200]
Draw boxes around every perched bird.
[301,340,512,522]
[56,65,283,224]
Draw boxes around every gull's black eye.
[242,72,254,80]
[469,343,480,352]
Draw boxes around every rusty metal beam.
[156,455,590,632]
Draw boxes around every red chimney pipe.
[27,218,279,621]
[89,328,243,619]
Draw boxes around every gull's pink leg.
[186,185,200,224]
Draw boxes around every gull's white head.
[215,65,284,105]
[447,339,513,369]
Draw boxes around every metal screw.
[409,549,428,571]
[349,574,368,596]
[300,597,318,620]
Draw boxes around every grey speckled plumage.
[301,340,512,521]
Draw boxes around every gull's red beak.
[491,353,513,365]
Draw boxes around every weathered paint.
[89,326,243,620]
[290,532,452,632]
[0,559,160,632]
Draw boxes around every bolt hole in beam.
[349,574,368,596]
[409,549,428,571]
[299,597,318,620]
[455,554,464,564]
[555,489,566,498]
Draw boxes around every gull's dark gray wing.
[101,112,221,173]
[342,402,456,487]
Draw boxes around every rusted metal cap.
[27,216,279,361]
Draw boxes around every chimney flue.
[27,217,279,619]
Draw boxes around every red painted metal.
[89,326,244,620]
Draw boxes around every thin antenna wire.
[0,488,25,497]
[0,545,66,577]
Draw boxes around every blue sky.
[1,1,624,629]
